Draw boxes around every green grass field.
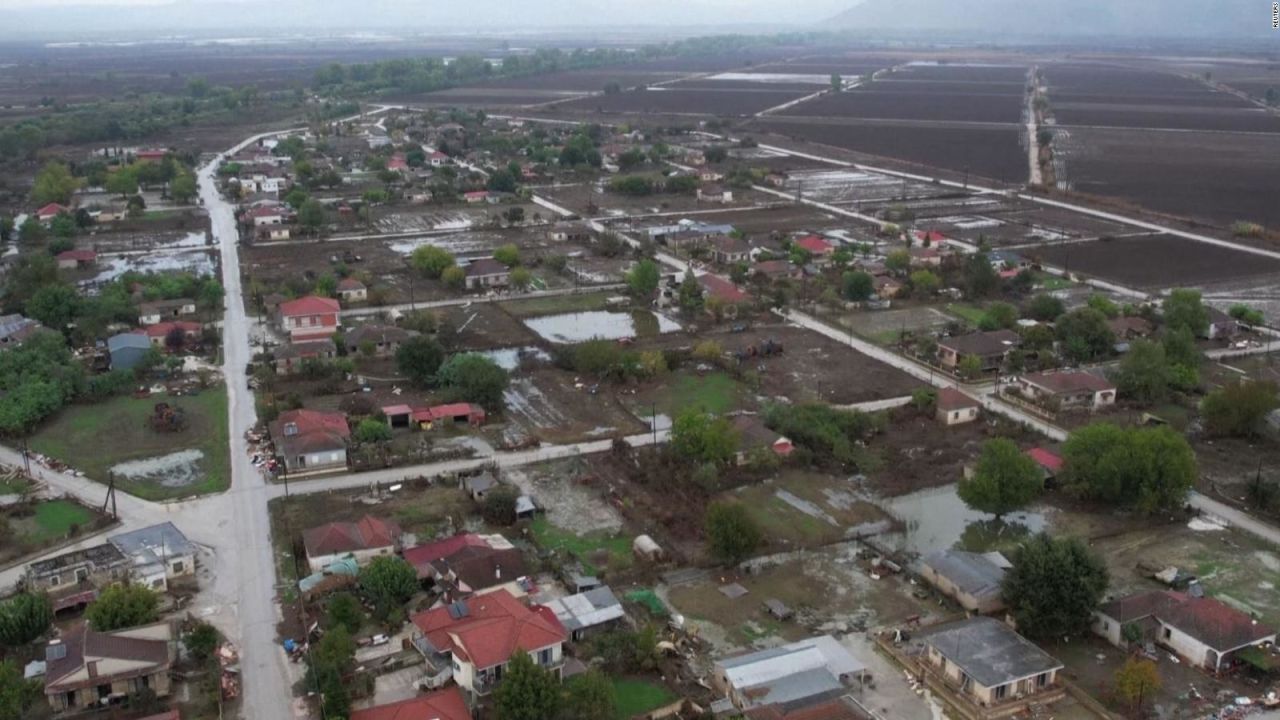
[659,371,742,415]
[530,517,632,576]
[1034,272,1074,291]
[30,390,230,500]
[611,678,677,720]
[30,500,96,542]
[944,302,986,325]
[500,291,616,317]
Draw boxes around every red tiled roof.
[914,229,947,245]
[141,321,202,338]
[279,295,340,317]
[271,408,350,457]
[336,277,366,291]
[45,623,171,692]
[410,403,485,423]
[937,387,979,412]
[1025,447,1063,472]
[246,205,286,218]
[411,589,565,669]
[351,687,471,720]
[37,202,69,217]
[794,235,834,254]
[1159,596,1276,651]
[698,274,749,303]
[303,515,400,557]
[404,533,493,573]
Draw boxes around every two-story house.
[276,295,340,343]
[26,544,132,612]
[43,622,176,713]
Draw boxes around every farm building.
[1025,447,1064,481]
[464,258,511,290]
[108,522,196,591]
[138,298,196,325]
[276,295,340,343]
[336,277,367,303]
[1012,371,1116,411]
[697,184,734,203]
[382,402,486,429]
[935,388,980,425]
[302,515,402,572]
[1108,316,1154,339]
[25,543,131,612]
[351,686,472,720]
[55,249,97,270]
[729,414,794,464]
[43,621,175,713]
[937,330,1020,371]
[1092,590,1277,671]
[464,472,497,501]
[710,234,751,265]
[918,549,1009,614]
[919,617,1063,711]
[698,273,749,305]
[272,339,337,374]
[1203,307,1240,340]
[547,221,592,243]
[874,275,903,299]
[410,589,566,701]
[139,321,202,348]
[270,408,350,474]
[545,586,626,641]
[107,332,152,370]
[713,635,867,714]
[344,325,418,357]
[793,235,835,258]
[0,314,44,350]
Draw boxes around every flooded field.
[474,346,550,370]
[523,310,682,344]
[109,448,207,488]
[880,483,1048,555]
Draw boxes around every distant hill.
[829,0,1267,39]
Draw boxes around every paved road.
[337,283,627,318]
[1188,491,1280,546]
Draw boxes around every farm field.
[30,390,231,500]
[781,86,1025,124]
[889,63,1031,82]
[752,119,1028,184]
[1032,233,1280,289]
[1054,126,1280,227]
[1050,104,1280,133]
[0,493,113,567]
[560,87,809,116]
[392,87,586,107]
[474,68,687,92]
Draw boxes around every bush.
[1061,423,1195,513]
[705,502,761,564]
[353,418,393,444]
[86,584,159,631]
[1202,381,1279,438]
[437,353,509,411]
[0,593,52,646]
[184,621,221,662]
[482,485,520,526]
[671,408,738,466]
[764,403,882,467]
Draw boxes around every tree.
[494,651,561,720]
[978,302,1018,330]
[85,584,160,631]
[50,214,77,239]
[1163,288,1208,337]
[105,167,139,198]
[671,407,738,466]
[958,354,983,379]
[627,258,660,298]
[1229,303,1266,326]
[482,485,520,526]
[411,245,455,278]
[842,271,874,301]
[705,502,762,565]
[437,353,509,410]
[909,270,941,296]
[184,621,221,662]
[1114,658,1161,714]
[326,592,364,634]
[1161,326,1200,369]
[1202,381,1279,438]
[1060,423,1196,513]
[307,625,355,719]
[494,243,521,267]
[170,173,197,204]
[26,283,80,330]
[442,265,466,289]
[32,161,79,205]
[359,556,418,612]
[562,668,616,720]
[885,249,911,274]
[1026,294,1065,322]
[965,252,1000,298]
[830,73,843,92]
[1055,308,1115,362]
[1112,340,1172,403]
[1086,294,1119,318]
[18,218,46,244]
[704,145,728,163]
[297,199,326,233]
[510,267,533,291]
[957,439,1043,518]
[1002,533,1108,641]
[354,418,393,444]
[618,148,646,171]
[0,660,40,720]
[677,270,703,316]
[284,188,310,209]
[0,592,52,646]
[396,335,445,388]
[487,168,518,193]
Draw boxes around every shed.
[633,534,664,562]
[764,598,793,621]
[107,332,152,371]
[464,472,497,501]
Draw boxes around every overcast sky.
[0,0,853,15]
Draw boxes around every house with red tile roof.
[43,621,175,712]
[336,277,367,303]
[1093,590,1276,671]
[37,203,69,221]
[55,249,97,269]
[411,589,567,700]
[138,321,203,349]
[302,515,401,572]
[1014,371,1116,412]
[793,235,834,257]
[935,388,980,426]
[403,533,528,599]
[351,686,472,720]
[270,408,350,475]
[697,273,749,305]
[276,295,340,343]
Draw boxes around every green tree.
[1161,326,1200,369]
[1111,340,1172,403]
[1002,533,1108,641]
[830,73,843,92]
[482,485,520,526]
[1060,423,1196,513]
[1055,308,1115,362]
[510,267,533,291]
[957,439,1043,518]
[184,621,221,662]
[32,161,79,205]
[1086,294,1120,318]
[677,270,703,315]
[297,199,326,233]
[964,252,1000,298]
[395,335,445,388]
[1026,294,1065,321]
[411,245,456,278]
[314,273,338,298]
[885,249,911,274]
[494,651,561,720]
[326,592,364,635]
[1114,657,1161,714]
[1202,381,1279,438]
[284,188,310,209]
[493,243,521,267]
[50,214,77,239]
[437,353,509,410]
[909,269,941,296]
[442,265,467,290]
[359,556,418,612]
[170,173,197,204]
[85,584,160,631]
[354,417,393,444]
[307,624,355,720]
[1229,304,1265,326]
[105,167,139,198]
[562,668,616,720]
[705,502,762,565]
[671,407,738,466]
[0,660,41,720]
[627,258,661,298]
[26,283,80,330]
[958,354,983,379]
[842,270,874,301]
[0,592,52,646]
[1163,288,1208,337]
[978,302,1018,330]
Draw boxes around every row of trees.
[395,335,510,411]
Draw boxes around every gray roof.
[922,617,1061,688]
[719,635,865,690]
[746,667,845,711]
[921,550,1008,604]
[546,586,625,632]
[465,472,497,493]
[28,543,127,575]
[109,522,195,561]
[107,333,151,352]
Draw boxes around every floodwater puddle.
[523,310,681,344]
[879,483,1046,555]
[110,448,205,488]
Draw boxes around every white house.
[1014,371,1116,411]
[107,522,197,591]
[922,617,1063,709]
[301,515,401,572]
[1093,590,1277,672]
